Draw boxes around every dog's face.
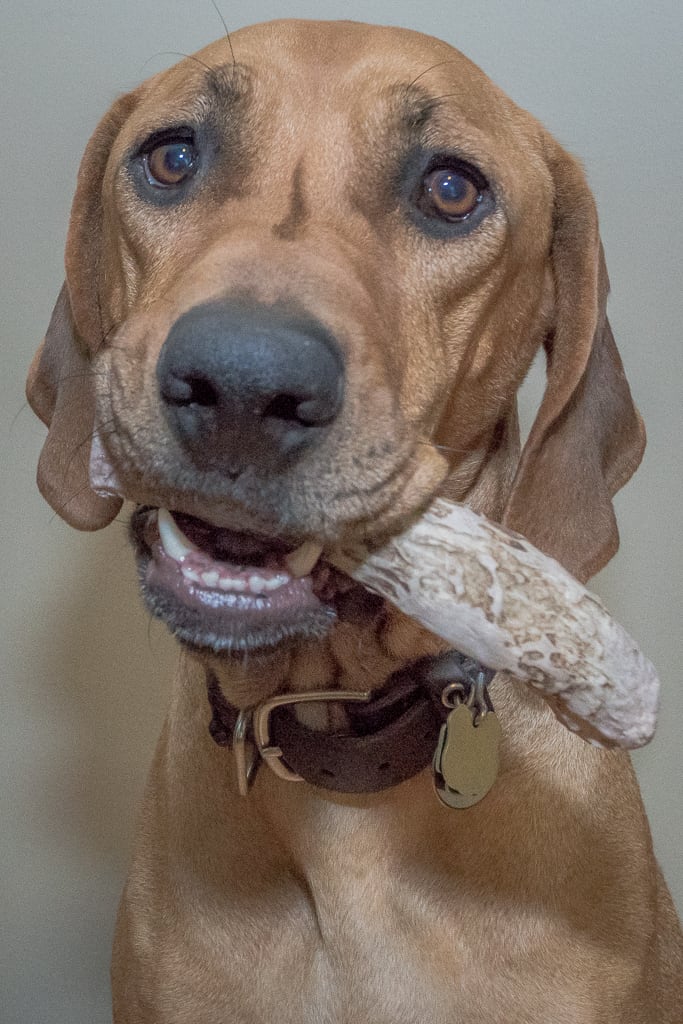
[27,21,644,673]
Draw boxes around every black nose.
[157,300,344,474]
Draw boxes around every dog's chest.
[203,863,594,1024]
[218,809,588,1024]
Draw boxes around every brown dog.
[27,19,682,1023]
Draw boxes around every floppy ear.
[503,142,645,582]
[27,284,123,529]
[26,92,138,529]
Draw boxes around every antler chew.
[331,498,659,749]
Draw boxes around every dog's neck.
[205,598,446,715]
[162,646,576,887]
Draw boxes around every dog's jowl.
[27,19,682,1024]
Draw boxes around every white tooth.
[248,575,268,594]
[158,508,198,563]
[218,577,247,593]
[263,573,291,591]
[284,540,323,578]
[182,566,203,584]
[201,571,220,588]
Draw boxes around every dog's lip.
[129,506,352,652]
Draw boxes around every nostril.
[262,393,302,423]
[162,373,219,408]
[295,394,340,426]
[262,390,340,427]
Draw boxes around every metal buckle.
[233,688,371,791]
[233,709,258,797]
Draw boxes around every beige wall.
[2,1,680,1019]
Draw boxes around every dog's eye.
[418,166,483,221]
[143,139,198,188]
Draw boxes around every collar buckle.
[234,688,372,794]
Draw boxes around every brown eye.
[421,166,482,220]
[143,140,197,188]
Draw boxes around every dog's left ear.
[503,141,645,582]
[26,91,139,529]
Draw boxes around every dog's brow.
[393,84,442,136]
[203,60,252,104]
[137,62,252,132]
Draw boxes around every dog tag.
[433,703,501,809]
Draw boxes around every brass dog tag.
[433,703,501,809]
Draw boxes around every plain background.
[1,1,681,1020]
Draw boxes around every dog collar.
[205,654,497,798]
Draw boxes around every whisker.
[49,478,95,522]
[9,402,30,435]
[210,0,236,67]
[407,60,460,89]
[139,50,218,78]
[56,369,107,385]
[94,317,121,355]
[63,418,117,481]
[147,611,156,649]
[427,92,462,105]
[50,422,122,522]
[418,440,468,457]
[95,288,106,351]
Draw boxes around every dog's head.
[27,20,644,668]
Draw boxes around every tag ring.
[440,674,492,725]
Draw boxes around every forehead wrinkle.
[371,81,507,169]
[272,161,308,241]
[392,85,492,152]
[382,85,532,191]
[385,73,531,155]
[384,83,443,145]
[131,61,252,135]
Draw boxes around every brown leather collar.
[206,654,495,794]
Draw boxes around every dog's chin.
[129,505,360,655]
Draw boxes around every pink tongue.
[171,512,290,565]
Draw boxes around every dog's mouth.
[130,506,362,652]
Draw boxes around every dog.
[27,19,682,1023]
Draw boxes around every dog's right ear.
[27,285,123,529]
[26,91,139,529]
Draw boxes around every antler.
[331,498,659,749]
